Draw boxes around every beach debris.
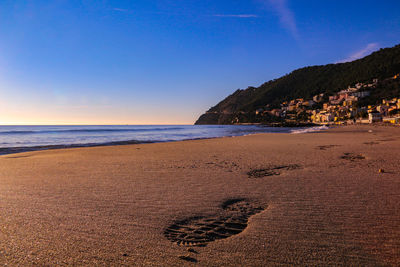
[340,153,365,161]
[122,253,128,257]
[164,198,266,247]
[179,255,198,263]
[368,130,373,133]
[379,168,385,173]
[247,164,301,178]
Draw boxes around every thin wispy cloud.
[267,0,299,40]
[112,8,129,12]
[110,9,257,18]
[337,43,380,63]
[212,14,258,18]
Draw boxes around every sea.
[0,125,328,155]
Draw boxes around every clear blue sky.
[0,0,399,124]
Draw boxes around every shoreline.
[0,125,328,156]
[2,123,394,156]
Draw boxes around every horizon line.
[0,123,195,126]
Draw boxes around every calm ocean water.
[0,125,327,154]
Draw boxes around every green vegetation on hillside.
[195,44,400,124]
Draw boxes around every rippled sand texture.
[0,125,399,266]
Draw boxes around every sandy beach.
[0,125,399,266]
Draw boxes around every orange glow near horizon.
[0,111,196,125]
[0,116,195,125]
[0,93,199,125]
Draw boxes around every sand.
[0,125,399,266]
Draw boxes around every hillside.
[195,44,400,125]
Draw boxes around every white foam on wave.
[290,125,329,134]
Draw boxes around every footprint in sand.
[363,141,380,145]
[164,198,266,247]
[178,255,198,263]
[378,138,397,142]
[247,164,301,178]
[316,145,340,150]
[340,153,365,161]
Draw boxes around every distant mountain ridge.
[195,44,400,125]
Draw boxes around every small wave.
[290,126,329,134]
[0,127,184,135]
[57,127,184,133]
[0,131,38,135]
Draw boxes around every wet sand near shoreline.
[0,125,399,266]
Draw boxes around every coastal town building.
[369,113,382,123]
[250,77,400,126]
[353,91,370,98]
[313,93,324,103]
